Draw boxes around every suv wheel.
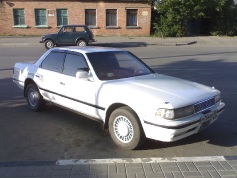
[77,39,87,46]
[45,40,54,49]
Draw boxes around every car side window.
[63,53,88,76]
[41,52,65,73]
[63,27,72,33]
[74,26,85,33]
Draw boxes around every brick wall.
[0,0,151,36]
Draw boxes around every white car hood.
[101,73,218,109]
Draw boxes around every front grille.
[194,97,215,113]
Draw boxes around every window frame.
[13,8,27,27]
[35,8,47,27]
[85,9,97,27]
[63,52,89,77]
[57,9,68,27]
[106,9,118,28]
[126,9,138,28]
[40,51,66,73]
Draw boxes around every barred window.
[57,9,68,26]
[35,9,47,26]
[13,9,26,26]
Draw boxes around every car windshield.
[86,51,154,80]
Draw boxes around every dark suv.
[40,25,96,49]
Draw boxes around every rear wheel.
[45,40,54,49]
[109,106,145,150]
[77,39,87,46]
[26,83,44,111]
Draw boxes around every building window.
[35,9,47,26]
[127,9,138,27]
[13,9,26,26]
[106,9,117,27]
[57,9,68,26]
[85,9,96,26]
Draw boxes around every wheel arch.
[44,38,56,46]
[24,78,37,97]
[75,38,88,45]
[104,103,140,129]
[44,38,55,43]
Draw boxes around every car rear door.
[73,26,89,43]
[34,50,66,104]
[58,52,102,119]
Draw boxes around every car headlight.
[214,94,221,103]
[156,109,175,119]
[174,106,194,119]
[156,105,194,120]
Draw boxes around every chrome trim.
[194,97,215,113]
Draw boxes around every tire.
[109,106,145,150]
[76,39,87,46]
[45,40,54,49]
[26,83,44,111]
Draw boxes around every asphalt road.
[0,45,236,162]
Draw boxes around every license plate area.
[200,111,217,124]
[199,111,217,131]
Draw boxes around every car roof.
[52,46,125,54]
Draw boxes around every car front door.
[57,26,75,44]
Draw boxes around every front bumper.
[89,39,96,44]
[143,102,225,142]
[39,40,44,43]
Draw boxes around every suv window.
[63,26,73,33]
[41,52,65,73]
[63,53,88,76]
[74,26,86,32]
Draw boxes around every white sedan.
[13,47,225,149]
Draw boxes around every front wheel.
[45,40,54,49]
[109,106,145,150]
[76,39,87,46]
[26,83,44,111]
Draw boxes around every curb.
[0,43,41,47]
[0,42,191,47]
[0,156,236,167]
[57,156,237,165]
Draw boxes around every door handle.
[60,82,65,85]
[35,73,42,79]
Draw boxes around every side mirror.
[76,70,89,80]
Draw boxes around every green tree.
[151,0,237,37]
[209,0,237,36]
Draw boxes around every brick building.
[0,0,151,36]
